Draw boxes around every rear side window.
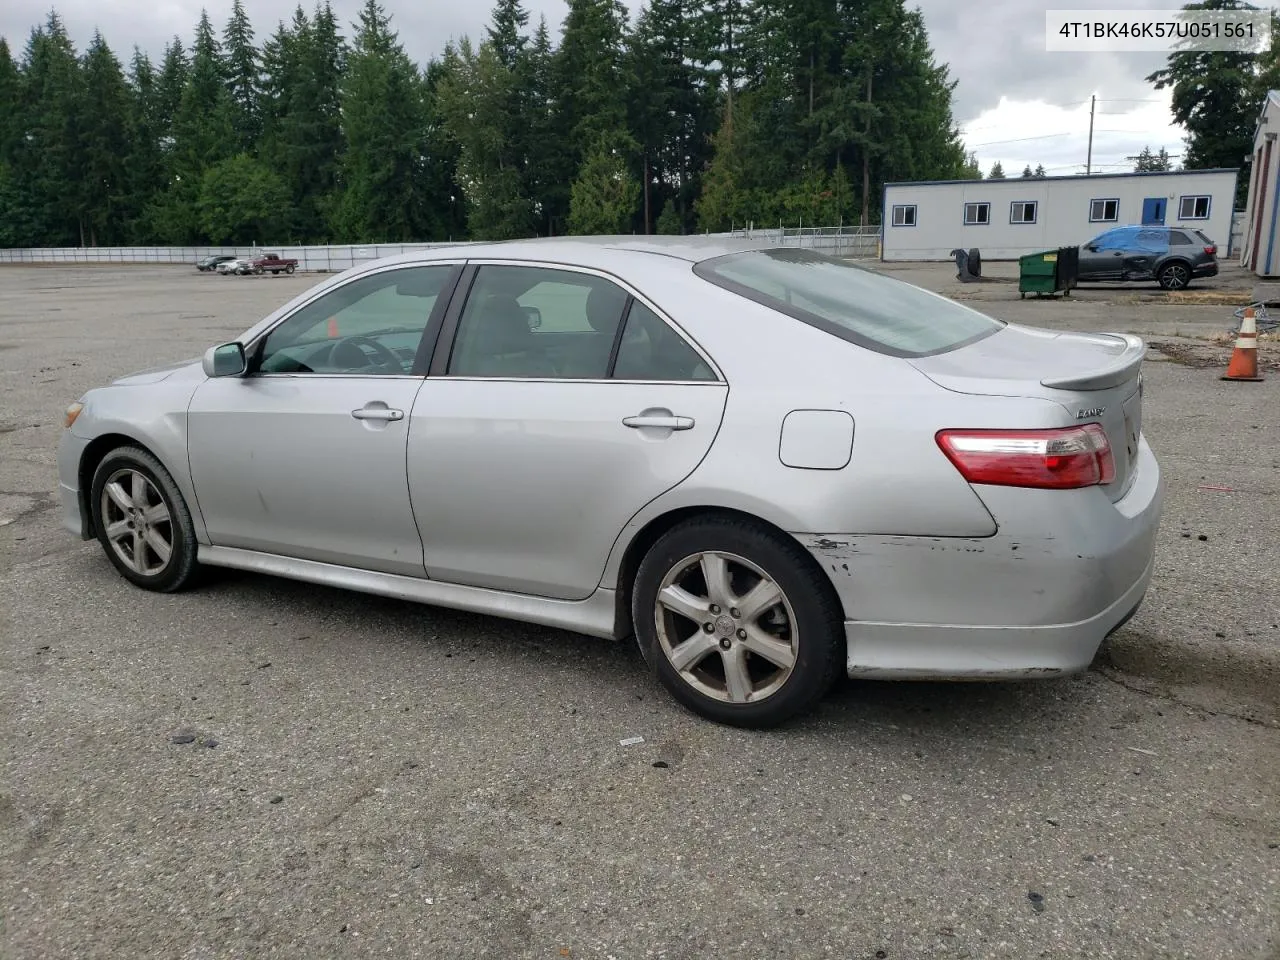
[1169,230,1193,244]
[693,248,1004,358]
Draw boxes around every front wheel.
[631,517,845,728]
[90,445,200,592]
[1158,261,1190,291]
[285,264,295,274]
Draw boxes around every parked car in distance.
[196,255,237,272]
[246,253,298,275]
[215,257,250,275]
[1077,225,1218,290]
[56,237,1163,728]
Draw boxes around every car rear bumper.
[1193,261,1219,278]
[796,435,1164,679]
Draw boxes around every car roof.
[389,234,784,269]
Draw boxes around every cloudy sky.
[1,0,1188,177]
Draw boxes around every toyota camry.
[57,237,1164,727]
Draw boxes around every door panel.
[1079,230,1126,280]
[406,379,728,599]
[188,376,428,576]
[1141,197,1166,225]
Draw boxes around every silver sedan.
[56,237,1164,727]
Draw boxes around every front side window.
[1090,198,1119,222]
[963,202,990,225]
[447,265,628,378]
[256,265,454,375]
[1178,195,1210,219]
[694,248,1004,358]
[892,204,917,227]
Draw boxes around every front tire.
[631,516,844,728]
[90,445,200,592]
[1158,261,1190,290]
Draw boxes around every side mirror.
[1085,245,1097,252]
[202,342,247,378]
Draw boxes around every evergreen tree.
[14,13,86,245]
[569,138,640,234]
[655,197,682,234]
[80,32,131,244]
[1146,0,1258,205]
[331,0,430,241]
[554,0,634,232]
[1020,164,1033,177]
[437,36,534,239]
[124,48,165,241]
[222,0,261,152]
[1033,163,1046,178]
[987,161,1005,179]
[487,0,530,68]
[1133,145,1173,172]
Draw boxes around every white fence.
[0,229,881,270]
[728,224,881,258]
[0,242,472,272]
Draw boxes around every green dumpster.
[1019,250,1059,298]
[1018,247,1078,299]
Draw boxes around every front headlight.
[64,401,84,429]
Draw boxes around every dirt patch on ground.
[1147,335,1280,372]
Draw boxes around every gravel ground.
[1,264,1277,960]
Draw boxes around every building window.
[1178,195,1211,219]
[1090,198,1119,222]
[1010,201,1038,224]
[891,204,917,227]
[963,202,990,225]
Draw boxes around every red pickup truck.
[246,253,298,275]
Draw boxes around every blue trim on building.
[1265,168,1280,274]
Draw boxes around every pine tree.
[15,13,86,245]
[1033,163,1046,178]
[1021,164,1033,178]
[569,137,639,234]
[80,31,131,245]
[487,0,529,68]
[987,161,1005,179]
[124,48,165,240]
[222,0,261,151]
[331,0,430,241]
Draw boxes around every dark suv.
[1077,225,1218,290]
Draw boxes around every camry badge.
[1076,406,1105,419]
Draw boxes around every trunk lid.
[909,325,1145,501]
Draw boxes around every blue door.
[1141,197,1166,225]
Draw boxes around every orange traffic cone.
[327,316,339,338]
[1221,308,1265,382]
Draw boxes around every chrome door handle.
[623,414,694,430]
[351,407,404,421]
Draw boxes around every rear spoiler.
[1040,334,1146,392]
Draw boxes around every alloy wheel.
[99,467,174,577]
[653,550,798,704]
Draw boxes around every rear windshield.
[693,248,1004,358]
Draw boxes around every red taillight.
[936,425,1116,489]
[1204,245,1217,256]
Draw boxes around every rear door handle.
[623,414,694,430]
[351,407,404,421]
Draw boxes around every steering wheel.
[330,335,404,373]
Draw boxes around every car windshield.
[693,248,1004,358]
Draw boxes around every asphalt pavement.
[1,264,1277,960]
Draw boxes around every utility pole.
[1086,95,1096,175]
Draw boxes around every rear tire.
[90,445,200,593]
[285,264,295,274]
[631,516,845,728]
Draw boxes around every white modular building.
[880,168,1239,261]
[1237,90,1280,277]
